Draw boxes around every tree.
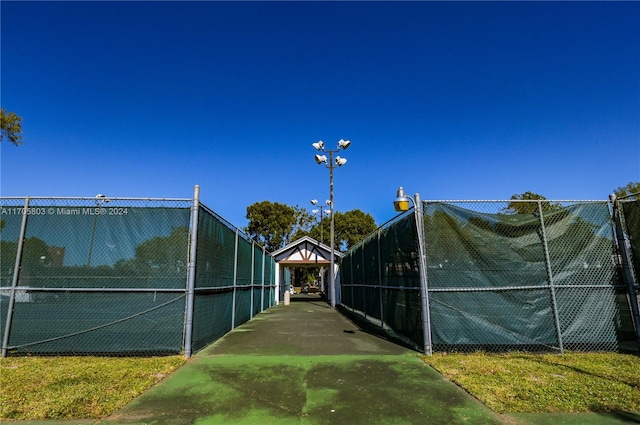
[614,182,640,200]
[292,205,316,240]
[0,108,23,146]
[290,209,377,251]
[245,201,298,251]
[333,209,377,250]
[134,226,189,271]
[501,191,561,215]
[246,201,377,253]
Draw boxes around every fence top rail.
[198,201,273,254]
[422,199,610,203]
[0,196,192,202]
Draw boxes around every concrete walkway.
[90,297,640,425]
[14,296,640,425]
[101,297,505,425]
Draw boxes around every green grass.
[3,352,639,421]
[422,351,640,414]
[0,355,186,421]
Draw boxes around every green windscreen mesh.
[191,291,233,352]
[340,200,639,353]
[341,214,423,351]
[621,199,640,279]
[191,205,275,352]
[424,201,632,352]
[195,207,237,288]
[1,198,192,355]
[1,199,275,356]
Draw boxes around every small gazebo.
[271,236,343,305]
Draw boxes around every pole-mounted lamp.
[310,199,331,244]
[393,186,412,212]
[392,186,433,355]
[310,199,331,294]
[313,139,351,308]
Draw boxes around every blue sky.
[1,1,639,228]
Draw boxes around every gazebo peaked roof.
[270,235,342,265]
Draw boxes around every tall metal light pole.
[310,199,331,244]
[310,199,331,295]
[313,139,351,308]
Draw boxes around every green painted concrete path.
[24,297,638,425]
[102,298,505,425]
[96,297,640,425]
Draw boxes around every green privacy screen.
[621,199,640,282]
[340,200,639,353]
[341,214,424,350]
[190,204,276,353]
[0,198,191,355]
[0,197,276,356]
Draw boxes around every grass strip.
[0,355,185,421]
[422,351,640,414]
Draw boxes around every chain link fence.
[0,192,275,356]
[340,214,424,349]
[340,198,640,354]
[190,203,275,353]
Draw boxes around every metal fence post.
[350,249,354,312]
[414,194,433,355]
[610,194,640,349]
[361,239,367,319]
[250,242,255,318]
[377,228,384,329]
[269,257,275,307]
[537,200,564,353]
[1,197,30,358]
[183,186,200,358]
[261,246,266,312]
[232,229,239,329]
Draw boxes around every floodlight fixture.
[338,139,351,150]
[393,186,412,212]
[311,199,318,205]
[335,156,347,166]
[95,194,110,204]
[310,137,352,309]
[315,154,328,164]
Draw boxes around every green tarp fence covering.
[340,200,639,353]
[0,197,275,356]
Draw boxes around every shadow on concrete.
[289,293,333,309]
[289,293,324,302]
[337,304,421,353]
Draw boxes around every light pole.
[393,186,432,355]
[310,199,331,244]
[313,139,351,308]
[310,199,331,295]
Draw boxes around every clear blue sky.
[1,1,639,228]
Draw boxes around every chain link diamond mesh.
[340,199,639,354]
[0,197,276,356]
